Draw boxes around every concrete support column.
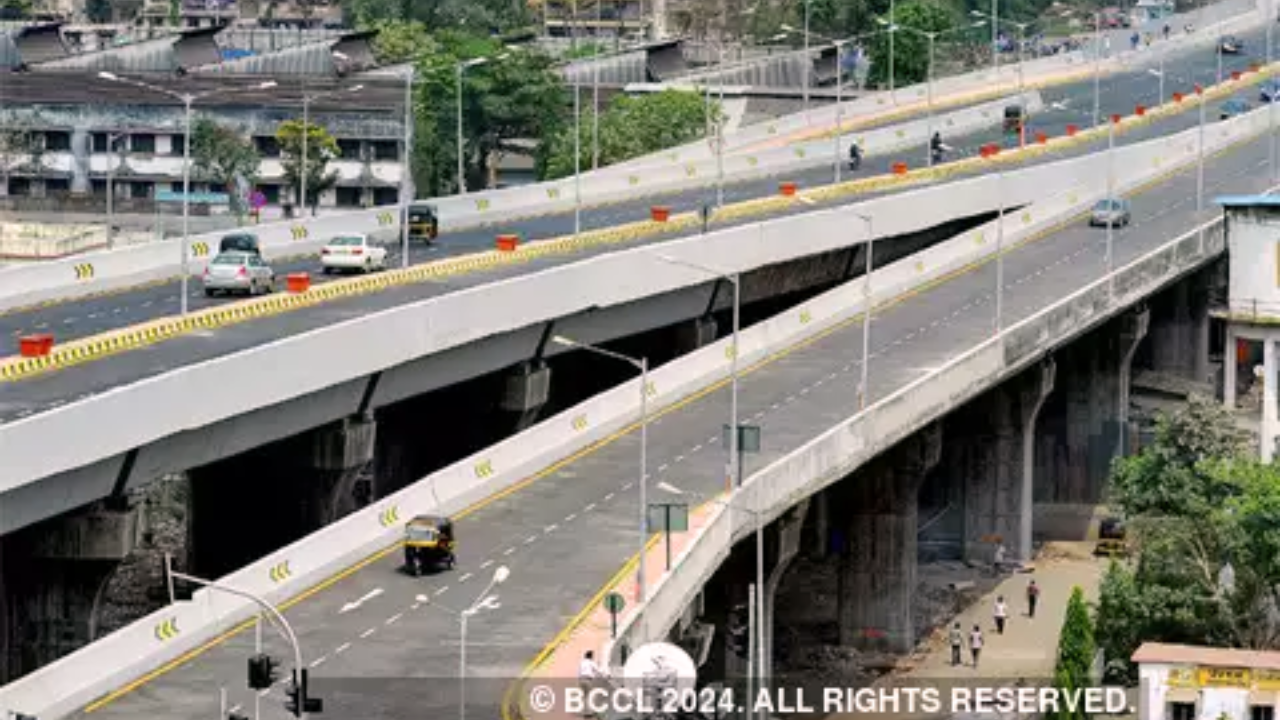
[1225,326,1239,409]
[501,361,552,432]
[1192,280,1212,385]
[763,498,809,683]
[1150,281,1193,377]
[1264,339,1277,463]
[1018,359,1055,563]
[309,414,377,523]
[675,316,719,353]
[1117,308,1150,458]
[1,505,138,682]
[811,489,829,558]
[838,423,941,653]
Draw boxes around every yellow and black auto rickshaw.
[407,203,439,242]
[1003,104,1025,135]
[1094,516,1128,557]
[404,514,456,575]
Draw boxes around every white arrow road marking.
[340,587,384,614]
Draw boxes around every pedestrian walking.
[994,595,1008,634]
[949,621,964,666]
[970,624,984,668]
[1027,579,1040,618]
[578,650,609,717]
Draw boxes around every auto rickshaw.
[404,514,456,575]
[1094,516,1128,557]
[1003,104,1025,135]
[407,203,439,242]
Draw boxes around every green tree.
[85,0,112,22]
[0,0,32,16]
[191,117,260,217]
[367,19,435,64]
[275,120,340,215]
[0,124,39,186]
[866,1,957,89]
[1049,586,1096,720]
[540,90,718,180]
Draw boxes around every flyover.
[0,0,1260,314]
[0,81,1273,720]
[0,31,1268,360]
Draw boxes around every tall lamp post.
[803,0,811,114]
[299,84,364,218]
[104,131,128,251]
[971,13,1028,144]
[853,213,874,410]
[98,72,277,316]
[551,336,650,605]
[880,20,987,166]
[457,566,509,720]
[1092,12,1103,127]
[163,554,308,718]
[654,254,741,488]
[455,54,509,195]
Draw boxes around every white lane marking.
[360,628,376,638]
[621,482,633,491]
[604,492,616,501]
[525,535,538,544]
[480,559,493,569]
[386,613,402,625]
[259,689,271,697]
[113,308,123,313]
[708,435,718,444]
[142,300,153,308]
[691,444,703,453]
[336,643,351,654]
[545,523,559,533]
[34,323,46,329]
[339,587,384,614]
[62,318,74,324]
[565,513,577,522]
[785,395,796,403]
[672,456,684,464]
[229,705,242,714]
[585,503,597,511]
[435,586,449,595]
[799,386,810,395]
[771,403,781,410]
[459,573,474,583]
[504,546,516,555]
[311,656,327,668]
[657,463,669,473]
[88,313,100,319]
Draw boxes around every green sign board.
[648,503,690,533]
[604,591,625,614]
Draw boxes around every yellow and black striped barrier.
[268,561,292,583]
[377,212,395,226]
[379,506,401,527]
[571,414,588,431]
[290,226,309,240]
[474,460,495,479]
[154,617,180,642]
[74,263,94,281]
[191,241,210,258]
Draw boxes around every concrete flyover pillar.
[1264,338,1278,463]
[675,316,719,353]
[1,504,139,682]
[501,360,552,432]
[762,498,809,685]
[1117,308,1150,458]
[309,414,377,523]
[1225,325,1239,409]
[837,423,941,654]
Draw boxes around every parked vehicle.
[1003,104,1025,134]
[218,232,261,256]
[407,202,439,242]
[1220,98,1250,119]
[320,234,388,274]
[1089,198,1131,227]
[1094,516,1128,556]
[201,251,275,296]
[1219,35,1245,54]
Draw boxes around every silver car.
[1089,198,1131,228]
[201,251,275,297]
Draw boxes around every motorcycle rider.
[848,141,862,170]
[930,132,945,164]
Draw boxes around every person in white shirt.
[994,595,1008,635]
[970,625,984,668]
[578,650,609,717]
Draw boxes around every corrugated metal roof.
[217,26,346,54]
[192,40,334,75]
[0,31,20,68]
[35,35,179,71]
[1217,195,1280,207]
[1132,642,1280,670]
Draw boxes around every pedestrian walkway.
[826,542,1105,720]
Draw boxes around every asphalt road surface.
[77,86,1280,720]
[0,29,1262,359]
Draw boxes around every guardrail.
[2,82,1268,720]
[0,92,1029,315]
[604,211,1230,668]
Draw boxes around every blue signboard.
[156,191,230,204]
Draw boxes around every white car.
[320,234,387,273]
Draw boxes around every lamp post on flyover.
[656,482,768,701]
[299,84,365,219]
[880,20,987,166]
[400,69,413,269]
[551,336,651,605]
[1106,113,1118,299]
[853,213,874,410]
[1269,0,1277,183]
[653,254,741,491]
[1148,65,1165,109]
[1197,83,1207,214]
[805,0,812,113]
[162,554,309,718]
[456,54,509,195]
[971,13,1028,146]
[104,131,128,251]
[995,166,1006,335]
[98,72,277,317]
[1092,11,1103,128]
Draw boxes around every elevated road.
[79,95,1276,720]
[0,32,1260,358]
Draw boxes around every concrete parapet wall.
[0,81,1264,718]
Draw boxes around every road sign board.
[604,592,625,614]
[156,191,230,204]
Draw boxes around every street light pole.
[1269,0,1277,183]
[1197,85,1206,213]
[991,0,999,82]
[1093,13,1102,127]
[457,567,509,720]
[803,0,811,114]
[834,39,844,183]
[716,42,725,208]
[1106,116,1116,298]
[855,214,873,409]
[593,0,602,170]
[105,132,125,250]
[456,62,466,194]
[574,69,582,235]
[996,167,1005,334]
[400,70,413,269]
[164,555,307,718]
[888,0,896,94]
[299,84,365,220]
[653,255,741,490]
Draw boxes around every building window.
[256,136,280,157]
[1169,703,1196,720]
[44,178,70,194]
[90,179,107,196]
[334,186,360,207]
[130,181,154,199]
[169,134,186,156]
[337,139,361,160]
[371,140,398,161]
[261,184,280,204]
[7,178,31,196]
[43,131,71,151]
[1253,706,1276,720]
[131,134,156,154]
